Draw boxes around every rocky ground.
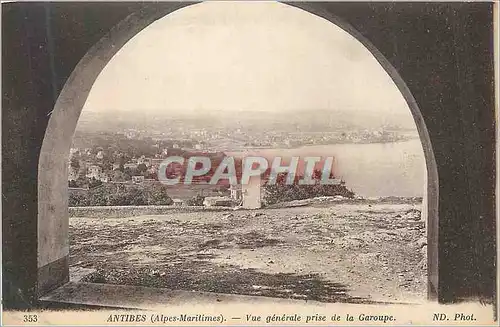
[69,199,427,304]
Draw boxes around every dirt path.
[69,202,427,304]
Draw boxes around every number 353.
[23,314,38,322]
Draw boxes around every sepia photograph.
[1,0,498,325]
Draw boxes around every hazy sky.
[82,1,413,123]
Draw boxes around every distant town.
[68,108,418,206]
[76,109,418,150]
[69,130,416,186]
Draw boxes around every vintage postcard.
[1,0,498,326]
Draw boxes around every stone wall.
[69,205,232,218]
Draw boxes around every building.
[172,199,184,206]
[144,178,158,185]
[229,184,242,201]
[99,174,110,183]
[137,155,152,167]
[147,166,157,175]
[151,158,164,166]
[203,196,233,207]
[69,147,79,155]
[124,162,138,170]
[68,163,79,181]
[242,175,262,209]
[84,165,110,182]
[86,165,102,179]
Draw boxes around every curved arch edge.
[37,2,439,301]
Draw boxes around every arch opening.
[38,1,438,303]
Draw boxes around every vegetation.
[184,195,205,206]
[72,131,196,159]
[263,170,355,205]
[69,183,173,207]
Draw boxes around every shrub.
[68,192,90,206]
[146,184,173,205]
[263,170,355,205]
[185,194,205,206]
[68,183,173,206]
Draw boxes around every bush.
[146,184,173,205]
[68,183,173,206]
[88,178,103,189]
[68,192,90,206]
[185,195,205,206]
[263,170,355,205]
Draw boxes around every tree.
[88,178,103,189]
[75,172,87,188]
[127,187,147,205]
[70,157,80,170]
[145,170,158,180]
[112,170,127,182]
[69,192,90,206]
[123,168,134,181]
[108,188,131,206]
[137,163,148,174]
[263,170,355,205]
[101,159,113,172]
[88,187,108,206]
[68,179,174,207]
[146,185,173,205]
[185,194,204,206]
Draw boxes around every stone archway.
[37,2,439,300]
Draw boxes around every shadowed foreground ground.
[70,200,427,304]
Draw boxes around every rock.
[417,237,427,248]
[199,239,222,249]
[253,212,264,217]
[419,258,427,270]
[403,209,422,221]
[291,293,308,299]
[315,196,335,202]
[338,237,364,249]
[420,244,427,256]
